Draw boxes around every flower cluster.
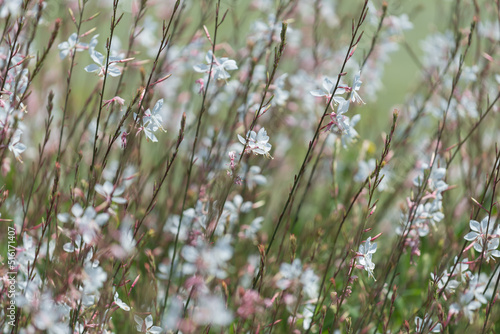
[275,258,320,329]
[464,216,500,262]
[397,160,448,260]
[311,71,365,147]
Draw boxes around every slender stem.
[87,0,122,203]
[56,0,88,162]
[162,0,222,317]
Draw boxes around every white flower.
[63,235,84,253]
[245,165,267,190]
[310,77,347,98]
[162,296,183,331]
[83,262,107,294]
[143,122,159,142]
[58,33,92,59]
[421,31,456,69]
[192,294,233,326]
[32,292,68,333]
[413,162,448,195]
[464,216,497,244]
[8,129,26,162]
[244,216,264,239]
[350,71,365,104]
[17,233,36,271]
[134,315,162,333]
[181,236,233,279]
[431,270,459,294]
[464,216,500,262]
[248,14,282,44]
[450,291,482,324]
[310,77,348,109]
[449,256,471,282]
[300,268,320,299]
[322,97,351,135]
[57,204,109,244]
[135,99,166,143]
[143,99,166,133]
[302,303,315,330]
[85,49,122,77]
[277,258,303,290]
[114,292,131,311]
[118,224,136,257]
[357,237,377,280]
[272,73,290,106]
[165,201,208,239]
[276,258,320,299]
[193,50,238,80]
[340,114,361,148]
[387,14,414,35]
[95,181,127,204]
[0,0,22,18]
[238,127,273,158]
[354,159,376,182]
[468,275,488,304]
[222,195,253,224]
[478,20,500,41]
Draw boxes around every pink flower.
[237,289,263,319]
